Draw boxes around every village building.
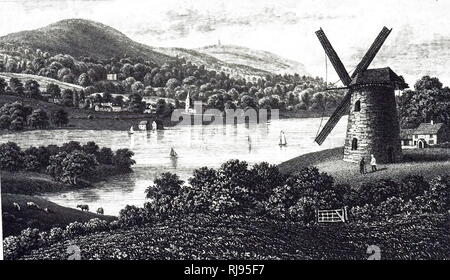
[401,121,449,148]
[138,120,152,131]
[412,122,448,148]
[107,73,118,81]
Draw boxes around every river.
[0,117,347,215]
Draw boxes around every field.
[279,147,450,185]
[18,214,450,260]
[1,193,116,237]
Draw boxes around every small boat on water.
[279,131,287,146]
[170,147,178,158]
[128,126,134,135]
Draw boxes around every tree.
[145,172,184,218]
[0,142,24,171]
[61,89,74,107]
[127,94,144,113]
[97,147,114,165]
[61,150,98,185]
[82,141,99,156]
[113,149,136,170]
[0,77,7,95]
[46,83,61,98]
[240,95,257,109]
[60,141,82,154]
[51,109,69,127]
[0,115,11,129]
[23,154,41,171]
[46,151,68,180]
[131,81,144,94]
[78,73,91,87]
[27,109,49,129]
[9,78,24,95]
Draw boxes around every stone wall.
[343,85,402,163]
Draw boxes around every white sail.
[170,148,178,158]
[279,132,287,145]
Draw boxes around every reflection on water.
[0,117,347,215]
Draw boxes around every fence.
[316,206,348,223]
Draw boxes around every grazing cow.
[96,207,104,215]
[12,202,21,211]
[27,202,40,210]
[77,204,89,212]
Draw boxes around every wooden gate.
[316,206,348,223]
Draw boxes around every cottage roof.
[350,67,408,89]
[413,123,445,134]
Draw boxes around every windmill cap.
[349,67,409,90]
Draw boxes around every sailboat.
[170,147,178,158]
[279,131,287,146]
[128,126,134,135]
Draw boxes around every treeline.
[0,141,135,185]
[398,76,450,128]
[0,101,68,131]
[0,46,345,113]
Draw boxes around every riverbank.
[279,147,450,185]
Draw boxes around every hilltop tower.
[314,27,408,163]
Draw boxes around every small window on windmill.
[354,100,361,112]
[351,138,358,150]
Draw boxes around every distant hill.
[197,44,308,76]
[153,46,272,78]
[0,19,308,78]
[0,19,174,65]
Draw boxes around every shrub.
[66,222,86,237]
[399,175,429,200]
[47,227,65,243]
[119,205,152,226]
[85,218,109,233]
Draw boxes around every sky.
[0,0,449,84]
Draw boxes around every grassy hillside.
[0,19,174,65]
[279,147,450,185]
[0,72,84,91]
[197,44,308,76]
[1,193,116,237]
[0,171,69,195]
[18,214,450,260]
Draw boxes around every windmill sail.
[314,27,392,145]
[351,27,391,79]
[315,28,352,86]
[315,92,351,145]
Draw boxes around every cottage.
[410,122,449,148]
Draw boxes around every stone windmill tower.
[314,27,408,163]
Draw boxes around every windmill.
[314,27,408,163]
